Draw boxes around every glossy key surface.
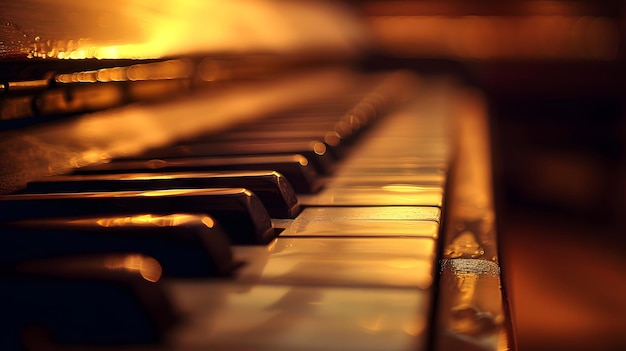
[75,155,321,194]
[299,186,444,207]
[22,170,300,218]
[280,207,440,237]
[0,188,275,244]
[233,237,437,289]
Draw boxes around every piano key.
[75,154,321,194]
[207,128,344,141]
[21,170,301,218]
[336,157,450,170]
[349,142,451,159]
[0,188,275,245]
[203,129,353,154]
[255,109,366,135]
[233,237,437,289]
[136,139,336,174]
[215,105,356,125]
[324,174,446,187]
[233,95,382,127]
[329,163,447,180]
[334,163,447,175]
[280,207,441,237]
[2,253,175,348]
[165,281,432,351]
[298,185,444,207]
[230,116,351,131]
[340,166,447,183]
[1,213,235,277]
[227,111,361,131]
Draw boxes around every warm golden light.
[296,156,309,167]
[139,189,196,197]
[313,142,327,156]
[443,231,485,259]
[381,184,431,192]
[93,213,208,227]
[104,254,163,282]
[10,0,366,60]
[200,216,215,229]
[96,214,156,227]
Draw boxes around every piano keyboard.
[0,68,511,350]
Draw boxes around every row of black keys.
[0,73,410,348]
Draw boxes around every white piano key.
[324,174,446,187]
[336,160,449,172]
[232,237,437,289]
[298,186,443,207]
[332,165,447,176]
[166,281,432,351]
[345,144,451,160]
[281,207,440,237]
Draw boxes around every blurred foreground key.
[1,253,176,349]
[1,213,235,277]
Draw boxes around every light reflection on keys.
[159,82,455,351]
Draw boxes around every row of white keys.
[298,89,451,208]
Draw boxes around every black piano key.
[1,213,235,277]
[0,188,275,245]
[197,122,357,158]
[213,102,360,133]
[2,253,175,348]
[204,128,343,142]
[22,170,301,218]
[220,115,356,135]
[134,139,336,174]
[74,155,321,194]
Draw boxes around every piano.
[1,1,624,350]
